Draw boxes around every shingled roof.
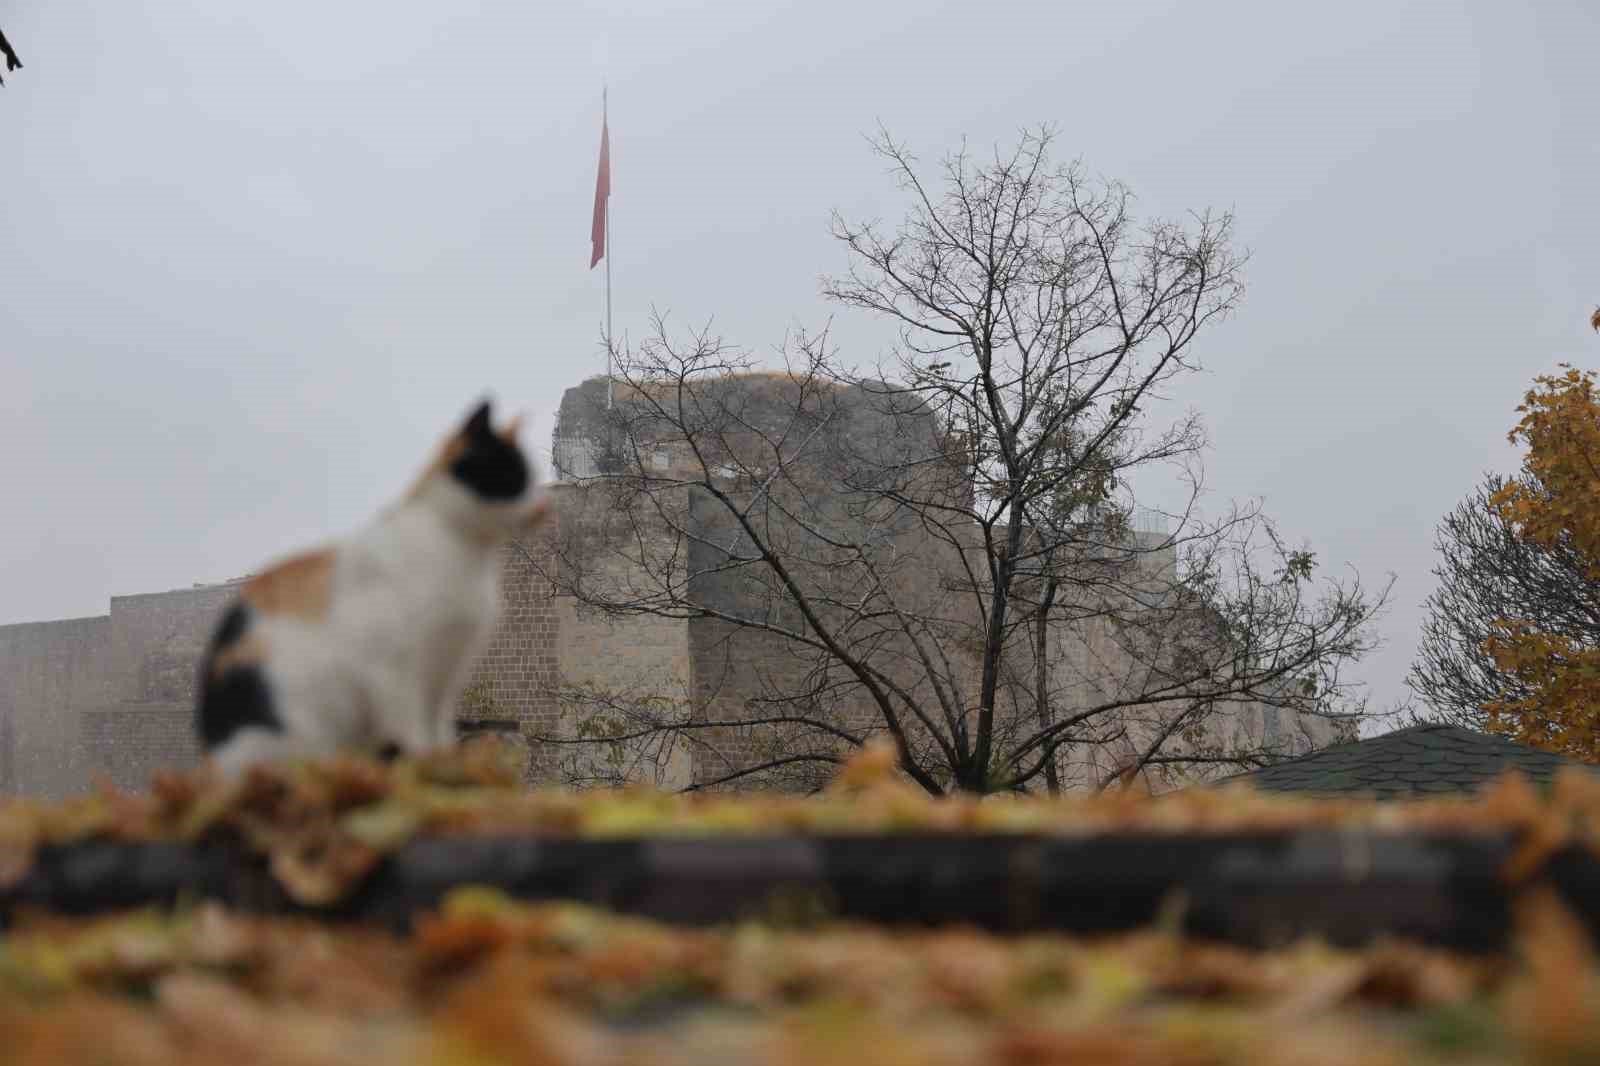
[1219,722,1599,800]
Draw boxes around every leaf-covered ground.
[1,738,1592,907]
[1,884,1595,1065]
[4,741,1600,1062]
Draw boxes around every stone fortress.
[0,376,1338,797]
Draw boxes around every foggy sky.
[3,0,1597,722]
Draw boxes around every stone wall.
[0,616,111,796]
[80,584,239,793]
[1007,533,1343,793]
[1,512,582,787]
[106,585,239,707]
[543,373,1345,795]
[543,481,695,789]
[685,618,840,791]
[2,372,1348,798]
[0,541,577,795]
[461,535,561,780]
[80,702,199,792]
[0,583,240,797]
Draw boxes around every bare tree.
[1408,473,1600,732]
[536,127,1387,795]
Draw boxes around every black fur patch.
[195,603,282,749]
[213,599,251,648]
[450,401,529,500]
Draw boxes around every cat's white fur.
[208,421,547,776]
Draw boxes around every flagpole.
[604,85,613,412]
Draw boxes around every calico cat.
[195,400,550,774]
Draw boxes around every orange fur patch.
[241,550,335,621]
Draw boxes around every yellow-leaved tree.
[1483,311,1600,758]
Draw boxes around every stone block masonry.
[106,584,240,707]
[0,582,240,798]
[80,703,199,792]
[461,536,562,781]
[0,616,111,796]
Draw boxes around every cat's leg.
[366,675,435,758]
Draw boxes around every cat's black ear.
[449,397,529,500]
[463,400,493,440]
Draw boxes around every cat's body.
[196,401,548,774]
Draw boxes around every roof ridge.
[1376,721,1457,736]
[1215,718,1598,799]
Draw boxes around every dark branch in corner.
[0,28,21,87]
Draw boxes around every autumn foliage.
[1483,361,1600,759]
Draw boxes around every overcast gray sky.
[2,1,1597,719]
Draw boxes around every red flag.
[590,106,610,269]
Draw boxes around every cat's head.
[410,399,550,538]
